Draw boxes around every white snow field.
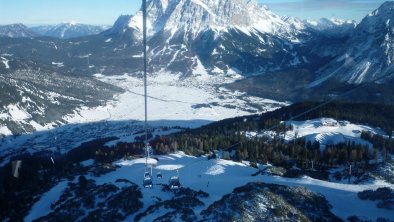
[25,152,394,221]
[285,118,386,149]
[253,118,386,150]
[66,72,287,124]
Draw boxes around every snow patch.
[1,57,10,69]
[205,164,225,175]
[7,104,31,121]
[24,181,68,221]
[52,62,64,67]
[0,125,12,136]
[156,164,184,171]
[191,0,215,17]
[117,157,158,167]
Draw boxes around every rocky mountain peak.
[125,0,303,39]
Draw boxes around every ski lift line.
[143,0,149,164]
[141,0,155,188]
[214,70,394,152]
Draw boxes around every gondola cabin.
[169,176,181,189]
[143,172,153,188]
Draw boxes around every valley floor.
[67,73,286,124]
[0,72,286,166]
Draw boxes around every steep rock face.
[0,69,122,136]
[136,0,305,39]
[314,2,394,85]
[103,15,140,44]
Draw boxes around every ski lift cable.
[220,71,394,152]
[143,0,149,166]
[141,0,154,188]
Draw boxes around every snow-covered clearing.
[254,118,385,150]
[285,118,385,150]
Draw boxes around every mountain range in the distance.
[0,22,110,39]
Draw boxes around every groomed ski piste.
[25,151,394,222]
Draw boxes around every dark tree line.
[361,131,394,161]
[153,102,394,169]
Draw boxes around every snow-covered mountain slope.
[130,0,305,39]
[104,0,352,76]
[24,152,394,221]
[31,22,109,39]
[313,1,394,85]
[0,69,122,136]
[0,24,37,38]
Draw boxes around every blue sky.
[0,0,388,25]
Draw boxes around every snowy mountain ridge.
[128,0,307,41]
[0,23,37,38]
[102,0,361,77]
[312,1,394,85]
[31,23,110,39]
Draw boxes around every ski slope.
[25,152,394,221]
